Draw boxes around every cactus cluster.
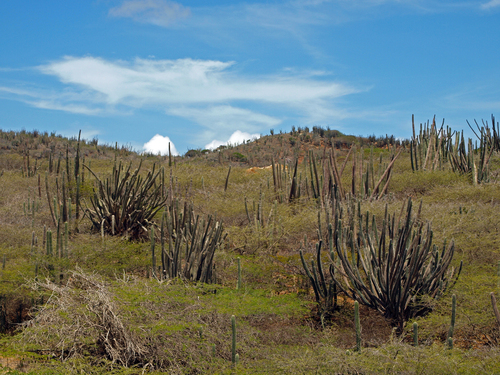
[83,160,167,240]
[411,115,497,184]
[153,201,226,283]
[271,157,299,203]
[271,145,401,207]
[301,197,462,332]
[22,148,40,178]
[43,131,83,232]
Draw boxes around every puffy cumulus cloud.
[205,130,261,150]
[143,134,179,155]
[109,0,190,27]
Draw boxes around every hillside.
[0,119,499,374]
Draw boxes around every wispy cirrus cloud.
[37,56,355,106]
[0,85,104,115]
[29,100,103,115]
[109,0,190,27]
[441,84,500,112]
[2,55,360,146]
[37,55,357,109]
[481,0,500,9]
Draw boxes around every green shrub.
[232,152,247,162]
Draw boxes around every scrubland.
[0,123,499,374]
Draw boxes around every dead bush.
[19,268,148,367]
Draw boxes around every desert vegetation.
[0,117,499,374]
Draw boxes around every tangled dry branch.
[20,269,148,367]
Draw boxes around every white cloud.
[168,105,280,143]
[28,56,358,143]
[481,0,500,9]
[0,55,362,149]
[29,100,103,115]
[205,130,261,150]
[143,134,179,155]
[109,0,190,27]
[0,85,105,115]
[37,56,354,106]
[0,86,37,98]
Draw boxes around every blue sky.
[1,0,499,155]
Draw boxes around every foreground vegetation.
[0,119,499,374]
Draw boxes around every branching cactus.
[300,240,338,325]
[159,201,226,283]
[331,198,462,332]
[82,160,167,240]
[302,197,462,333]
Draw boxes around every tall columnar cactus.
[491,293,500,327]
[46,229,53,257]
[224,166,231,192]
[75,175,81,233]
[151,226,156,279]
[64,221,69,258]
[45,172,57,227]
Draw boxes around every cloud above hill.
[33,56,357,141]
[1,55,360,147]
[168,105,280,145]
[205,130,261,150]
[143,134,179,155]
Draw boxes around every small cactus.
[46,229,53,256]
[237,258,242,290]
[447,294,456,349]
[64,222,68,258]
[231,315,237,365]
